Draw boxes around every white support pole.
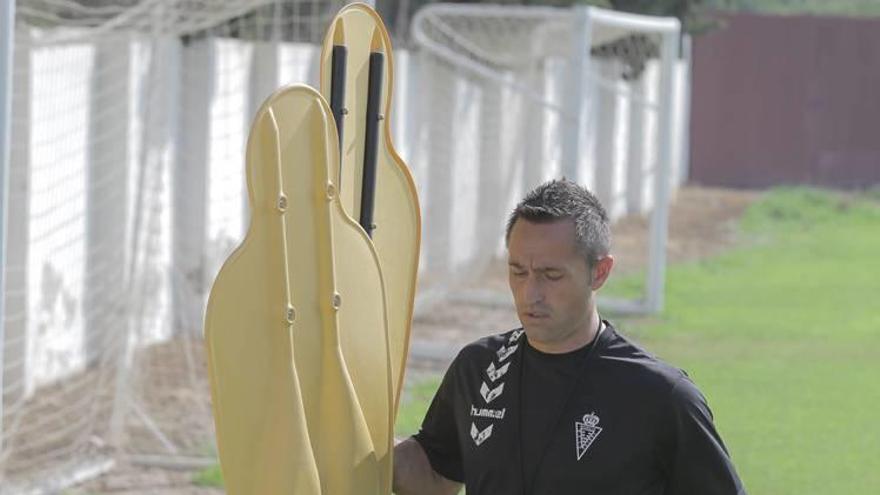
[172,39,213,335]
[246,41,279,239]
[402,50,423,183]
[422,55,455,279]
[594,60,620,215]
[110,35,183,449]
[2,23,30,436]
[625,72,648,215]
[85,42,131,366]
[560,6,592,183]
[475,74,505,272]
[522,63,546,192]
[645,27,680,313]
[0,0,17,454]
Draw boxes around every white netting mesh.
[3,1,349,492]
[409,4,687,310]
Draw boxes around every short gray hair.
[505,179,611,267]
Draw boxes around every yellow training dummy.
[205,85,390,494]
[205,4,418,494]
[320,3,421,417]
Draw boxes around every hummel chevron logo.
[497,344,518,362]
[508,329,524,343]
[486,361,510,382]
[480,381,504,404]
[471,422,494,446]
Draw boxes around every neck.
[528,310,602,354]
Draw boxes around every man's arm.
[393,437,462,495]
[662,375,746,494]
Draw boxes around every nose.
[523,275,544,305]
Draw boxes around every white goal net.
[1,1,349,492]
[408,4,688,314]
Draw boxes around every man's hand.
[392,437,462,495]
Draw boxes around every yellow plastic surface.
[320,2,421,417]
[205,85,392,494]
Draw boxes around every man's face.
[507,218,594,351]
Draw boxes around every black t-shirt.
[412,322,746,495]
[521,332,596,492]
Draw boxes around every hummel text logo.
[471,422,494,446]
[471,405,506,419]
[480,381,504,404]
[486,361,510,381]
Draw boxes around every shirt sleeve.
[412,357,465,483]
[660,374,747,495]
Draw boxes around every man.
[393,179,745,495]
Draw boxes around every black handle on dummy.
[329,45,348,161]
[359,51,383,238]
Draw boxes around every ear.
[590,255,614,291]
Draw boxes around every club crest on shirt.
[497,344,518,362]
[575,412,603,460]
[486,361,510,382]
[471,422,494,446]
[479,381,504,404]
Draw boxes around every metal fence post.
[0,0,18,454]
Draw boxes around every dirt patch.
[66,462,222,495]
[616,186,760,269]
[2,335,215,494]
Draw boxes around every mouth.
[525,311,549,320]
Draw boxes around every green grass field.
[395,187,880,494]
[626,188,880,494]
[199,187,880,492]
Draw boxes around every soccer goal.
[409,3,687,316]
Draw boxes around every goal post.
[0,0,16,457]
[410,3,684,315]
[576,6,682,314]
